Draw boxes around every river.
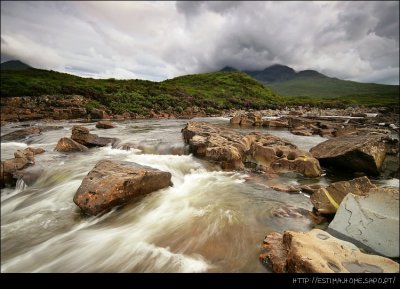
[1,117,398,272]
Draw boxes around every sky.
[1,1,399,84]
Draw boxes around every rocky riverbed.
[1,109,399,272]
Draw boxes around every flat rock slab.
[260,229,399,273]
[310,133,388,175]
[73,160,172,216]
[1,126,63,141]
[310,176,376,215]
[328,188,399,258]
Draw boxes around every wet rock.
[229,112,262,126]
[328,188,399,258]
[260,229,399,273]
[182,122,322,177]
[310,133,388,175]
[262,118,288,128]
[268,183,300,193]
[73,160,172,215]
[0,147,44,188]
[1,127,42,141]
[71,125,118,147]
[310,176,376,215]
[96,121,116,129]
[271,205,308,218]
[90,108,110,120]
[290,126,314,136]
[55,137,89,152]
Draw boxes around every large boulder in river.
[310,133,388,175]
[229,112,262,126]
[259,229,399,273]
[328,188,399,258]
[55,137,89,152]
[90,108,110,120]
[73,160,173,215]
[71,125,118,147]
[182,122,322,177]
[310,176,376,215]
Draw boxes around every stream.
[1,117,398,272]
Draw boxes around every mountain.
[1,60,31,70]
[244,64,297,83]
[220,64,399,99]
[219,66,238,72]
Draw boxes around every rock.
[290,126,314,136]
[229,112,262,126]
[310,133,388,175]
[268,183,300,193]
[260,229,399,273]
[73,160,172,215]
[1,127,42,141]
[310,176,376,215]
[71,125,118,147]
[182,122,322,177]
[0,147,44,188]
[328,188,399,258]
[96,121,116,129]
[90,108,110,120]
[262,119,288,128]
[55,137,89,152]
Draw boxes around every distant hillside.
[219,64,399,101]
[0,68,280,114]
[1,60,31,70]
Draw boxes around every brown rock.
[55,137,89,152]
[90,108,110,120]
[262,119,288,127]
[1,127,42,141]
[310,133,388,175]
[182,122,322,177]
[268,183,300,193]
[310,176,375,215]
[71,125,118,147]
[96,121,116,129]
[73,160,172,215]
[260,229,399,273]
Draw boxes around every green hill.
[219,64,399,107]
[1,60,31,70]
[0,67,280,114]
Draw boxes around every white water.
[1,118,397,272]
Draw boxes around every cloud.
[1,1,398,84]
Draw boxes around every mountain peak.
[1,60,31,70]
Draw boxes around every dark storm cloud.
[1,1,398,84]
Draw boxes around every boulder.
[268,183,300,193]
[260,229,399,273]
[90,108,110,120]
[0,147,45,188]
[328,188,399,258]
[71,125,118,147]
[310,133,388,175]
[182,122,322,177]
[310,176,376,215]
[55,137,89,152]
[73,160,173,215]
[96,121,116,129]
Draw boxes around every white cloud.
[1,1,398,84]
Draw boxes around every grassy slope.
[0,69,279,113]
[266,76,399,106]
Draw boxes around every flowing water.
[1,117,398,272]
